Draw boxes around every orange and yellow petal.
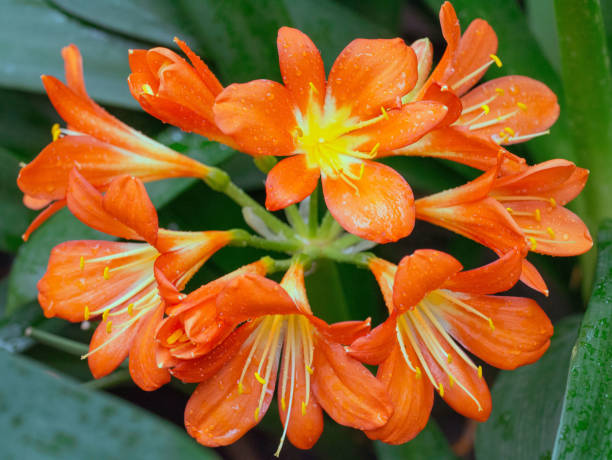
[423,2,460,92]
[265,155,320,210]
[321,160,414,244]
[520,259,549,296]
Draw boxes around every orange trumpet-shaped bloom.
[128,38,236,147]
[349,251,553,444]
[17,44,210,240]
[181,261,392,453]
[213,27,451,243]
[38,170,232,390]
[416,159,592,294]
[387,2,559,175]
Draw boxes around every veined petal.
[435,292,553,370]
[326,319,372,345]
[419,83,462,129]
[214,80,297,156]
[277,27,326,115]
[322,160,414,244]
[62,44,88,99]
[394,250,462,312]
[416,167,497,209]
[174,38,224,95]
[129,304,170,391]
[521,259,549,296]
[388,126,527,174]
[442,250,523,295]
[446,19,498,96]
[265,155,320,210]
[22,200,66,242]
[354,101,448,152]
[459,76,559,144]
[369,257,397,313]
[348,315,398,365]
[405,38,433,99]
[328,38,418,119]
[312,337,393,430]
[365,344,433,444]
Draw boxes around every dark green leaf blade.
[552,221,612,460]
[475,315,582,460]
[375,420,457,460]
[0,350,216,459]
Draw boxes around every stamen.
[395,321,418,373]
[238,382,244,394]
[308,82,319,94]
[274,317,297,458]
[506,130,551,143]
[488,318,495,331]
[478,365,483,378]
[306,365,314,375]
[517,102,527,111]
[141,84,154,95]
[254,372,267,385]
[254,407,260,422]
[439,383,445,397]
[415,367,422,378]
[51,123,61,141]
[102,309,110,322]
[103,266,110,280]
[461,94,498,115]
[447,354,452,364]
[547,227,556,239]
[451,55,501,91]
[481,104,490,115]
[550,198,557,207]
[127,303,134,316]
[469,110,519,131]
[79,256,85,270]
[301,401,307,416]
[528,237,538,250]
[83,305,90,321]
[449,375,455,387]
[106,321,113,334]
[167,329,183,345]
[535,209,541,222]
[281,397,286,411]
[504,127,515,136]
[490,54,503,67]
[495,88,505,95]
[380,106,389,120]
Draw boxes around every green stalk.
[284,205,308,236]
[318,211,343,239]
[25,327,89,356]
[230,229,302,253]
[308,188,319,237]
[82,369,132,390]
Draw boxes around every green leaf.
[475,315,582,460]
[526,0,561,72]
[0,350,216,459]
[0,0,147,108]
[375,420,457,460]
[6,132,233,315]
[552,220,612,460]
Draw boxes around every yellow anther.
[547,227,556,239]
[415,367,422,379]
[488,318,495,331]
[127,303,134,316]
[478,365,483,378]
[480,104,490,115]
[254,372,266,385]
[529,237,537,250]
[83,305,90,321]
[357,162,365,180]
[167,329,183,345]
[141,83,154,96]
[504,127,515,136]
[438,383,445,397]
[490,54,502,68]
[301,401,307,416]
[295,126,304,138]
[496,116,503,122]
[306,365,314,375]
[449,375,455,387]
[179,334,189,343]
[238,382,244,395]
[499,130,509,138]
[308,81,319,94]
[381,106,389,120]
[254,407,260,421]
[51,123,61,141]
[517,102,527,111]
[369,142,380,158]
[79,256,85,270]
[281,397,286,411]
[106,320,113,334]
[534,208,542,222]
[447,354,452,364]
[549,197,557,208]
[102,309,110,322]
[495,87,505,95]
[103,266,110,280]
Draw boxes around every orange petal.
[265,155,320,210]
[322,160,414,244]
[214,80,297,156]
[129,304,170,391]
[184,325,279,447]
[326,319,372,345]
[389,126,527,175]
[348,315,397,365]
[520,259,549,296]
[442,250,523,295]
[407,38,433,97]
[416,197,527,255]
[369,257,397,313]
[394,250,462,312]
[66,169,142,241]
[37,240,156,321]
[365,344,433,444]
[61,44,88,99]
[459,76,559,144]
[419,83,462,128]
[446,19,498,96]
[277,27,325,115]
[507,201,593,256]
[416,167,497,209]
[312,337,393,430]
[422,2,460,92]
[22,200,66,242]
[174,37,223,95]
[354,101,448,152]
[216,274,300,322]
[436,292,553,370]
[328,38,417,119]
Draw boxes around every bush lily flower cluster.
[17,2,592,454]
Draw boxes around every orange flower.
[38,170,232,390]
[386,2,559,175]
[213,27,450,243]
[128,38,236,147]
[349,251,553,444]
[416,159,592,294]
[180,260,391,453]
[17,44,210,240]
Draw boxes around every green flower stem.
[230,229,303,253]
[304,247,374,268]
[82,369,132,390]
[204,167,294,239]
[284,205,308,236]
[308,188,319,237]
[331,233,365,251]
[25,327,89,356]
[260,256,295,274]
[318,211,343,239]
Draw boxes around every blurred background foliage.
[0,0,610,459]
